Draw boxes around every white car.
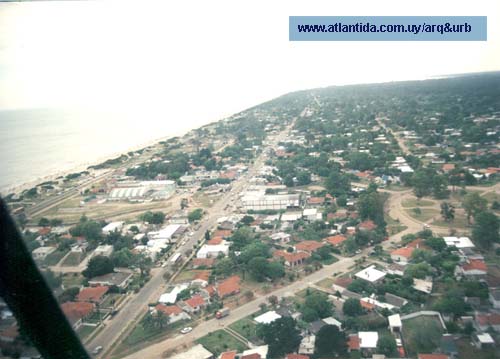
[92,346,103,355]
[180,327,193,334]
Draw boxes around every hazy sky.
[1,0,499,121]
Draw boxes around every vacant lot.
[405,208,439,222]
[196,330,247,356]
[229,317,259,342]
[401,198,435,208]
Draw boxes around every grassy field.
[76,325,95,341]
[62,273,84,288]
[405,208,439,222]
[402,315,444,356]
[196,330,248,356]
[401,198,435,208]
[432,212,469,229]
[44,249,69,266]
[61,251,85,266]
[229,317,258,342]
[316,277,335,289]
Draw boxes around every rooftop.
[254,310,281,324]
[76,286,109,302]
[355,265,386,283]
[358,331,378,349]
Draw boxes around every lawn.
[316,277,335,289]
[44,249,69,266]
[229,317,258,342]
[482,191,499,204]
[62,273,84,288]
[432,212,469,229]
[405,208,439,222]
[173,270,198,283]
[61,251,85,266]
[196,330,248,356]
[401,198,435,208]
[402,315,444,356]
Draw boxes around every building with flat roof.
[443,236,475,249]
[355,265,386,283]
[32,246,56,260]
[169,344,213,359]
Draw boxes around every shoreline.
[0,127,191,196]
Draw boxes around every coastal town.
[1,73,500,359]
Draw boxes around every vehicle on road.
[92,346,103,355]
[180,327,192,334]
[216,307,230,319]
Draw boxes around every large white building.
[108,180,176,201]
[242,188,301,211]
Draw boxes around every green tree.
[440,202,455,222]
[377,334,398,357]
[472,211,499,248]
[301,291,333,322]
[214,257,235,277]
[140,211,166,224]
[463,192,487,224]
[358,190,385,227]
[188,209,203,223]
[38,217,50,227]
[326,171,351,197]
[83,255,114,278]
[256,317,301,358]
[343,298,363,317]
[412,168,434,199]
[315,325,347,357]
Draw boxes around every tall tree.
[463,192,487,224]
[256,317,301,358]
[315,325,348,357]
[440,202,455,222]
[472,211,499,249]
[377,335,398,357]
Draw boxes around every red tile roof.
[462,259,487,272]
[295,240,325,253]
[348,334,360,350]
[418,355,449,359]
[77,286,109,302]
[307,197,325,205]
[213,229,232,238]
[273,250,310,263]
[61,301,94,323]
[241,354,261,359]
[155,304,183,316]
[220,351,237,359]
[476,313,500,326]
[185,295,205,308]
[193,270,211,282]
[38,227,51,236]
[204,285,216,297]
[207,236,224,245]
[217,275,241,298]
[360,300,376,310]
[192,258,216,268]
[286,354,310,359]
[391,246,415,259]
[442,163,455,172]
[326,234,347,246]
[358,220,377,231]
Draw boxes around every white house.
[32,246,56,260]
[444,236,475,249]
[299,335,316,355]
[355,265,386,283]
[102,221,124,235]
[93,245,114,257]
[254,311,281,324]
[196,243,230,259]
[388,314,402,333]
[359,331,378,349]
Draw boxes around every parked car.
[92,346,103,355]
[180,327,193,334]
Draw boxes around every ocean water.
[0,108,213,193]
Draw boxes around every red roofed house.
[390,247,415,265]
[286,354,310,359]
[307,197,325,207]
[207,236,224,245]
[475,313,500,331]
[61,301,94,329]
[76,286,109,304]
[241,354,261,359]
[192,257,216,268]
[191,270,211,287]
[358,220,377,232]
[217,275,241,298]
[220,351,237,359]
[155,304,191,323]
[294,240,325,253]
[181,295,207,314]
[273,250,310,267]
[360,299,376,311]
[213,229,232,238]
[38,227,51,236]
[455,259,487,279]
[348,334,360,351]
[442,163,455,173]
[326,234,347,247]
[418,354,449,359]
